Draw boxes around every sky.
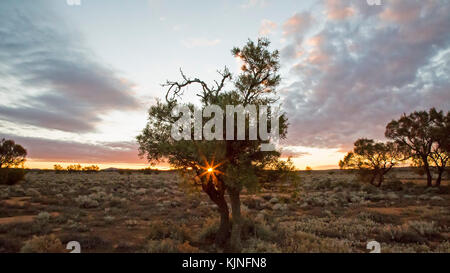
[0,0,449,170]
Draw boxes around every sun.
[197,157,225,184]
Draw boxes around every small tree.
[54,164,65,173]
[0,138,27,168]
[67,164,82,173]
[339,138,403,187]
[137,38,291,251]
[83,165,100,173]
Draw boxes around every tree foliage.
[0,138,27,169]
[339,138,404,187]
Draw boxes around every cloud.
[0,2,140,133]
[282,12,314,37]
[325,0,355,20]
[182,38,221,48]
[280,0,450,150]
[1,133,145,164]
[280,147,311,158]
[259,19,277,36]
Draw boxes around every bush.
[146,239,199,253]
[0,237,22,252]
[378,224,426,243]
[280,231,351,253]
[243,238,281,253]
[34,211,51,229]
[20,234,65,253]
[0,168,26,185]
[407,221,440,238]
[147,220,191,242]
[75,195,100,208]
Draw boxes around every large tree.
[429,109,450,186]
[385,110,436,187]
[0,138,27,169]
[339,138,403,187]
[137,38,290,251]
[385,108,449,187]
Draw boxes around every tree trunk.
[369,173,377,186]
[215,195,231,246]
[435,168,443,187]
[423,158,433,187]
[377,173,384,187]
[202,180,230,247]
[229,187,242,252]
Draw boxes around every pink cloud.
[259,19,277,36]
[326,0,355,20]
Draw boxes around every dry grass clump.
[377,221,440,243]
[146,238,199,253]
[147,220,191,242]
[20,234,65,253]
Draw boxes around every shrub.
[407,221,440,238]
[280,231,351,253]
[75,195,100,208]
[0,237,22,252]
[20,234,65,253]
[59,234,111,251]
[243,238,281,253]
[147,220,191,242]
[357,211,402,225]
[378,224,426,243]
[196,218,219,244]
[0,168,26,185]
[35,211,51,226]
[146,239,199,253]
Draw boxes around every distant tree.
[386,108,449,187]
[82,165,100,172]
[53,164,65,172]
[67,164,82,173]
[339,138,404,187]
[0,138,27,168]
[305,166,312,172]
[137,38,292,251]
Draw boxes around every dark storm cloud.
[1,133,144,164]
[280,0,450,150]
[0,2,139,133]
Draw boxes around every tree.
[83,165,100,172]
[385,110,436,187]
[386,108,449,187]
[429,109,450,186]
[137,38,291,251]
[339,138,403,187]
[67,164,82,172]
[0,138,27,168]
[54,164,64,172]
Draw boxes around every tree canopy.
[0,138,27,169]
